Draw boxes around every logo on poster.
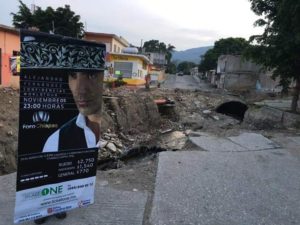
[42,185,63,196]
[32,111,50,123]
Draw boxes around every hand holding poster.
[14,30,106,223]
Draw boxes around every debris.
[106,142,117,152]
[203,110,212,114]
[212,115,220,121]
[99,140,108,148]
[159,128,173,134]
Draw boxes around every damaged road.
[0,74,300,225]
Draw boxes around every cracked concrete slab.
[0,173,148,225]
[228,133,280,150]
[189,135,247,152]
[151,150,300,225]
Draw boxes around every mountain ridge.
[172,46,213,64]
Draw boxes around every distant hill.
[172,46,213,64]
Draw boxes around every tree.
[177,61,196,75]
[11,0,84,38]
[143,40,176,72]
[198,37,249,72]
[166,44,175,65]
[247,0,300,112]
[166,62,177,74]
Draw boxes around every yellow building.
[107,52,151,85]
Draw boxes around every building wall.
[84,33,128,53]
[217,55,261,73]
[258,71,281,92]
[0,28,20,87]
[107,53,150,85]
[223,73,258,91]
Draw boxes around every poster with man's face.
[14,30,106,223]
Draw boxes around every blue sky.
[0,0,263,51]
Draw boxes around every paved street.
[1,132,300,225]
[162,74,210,90]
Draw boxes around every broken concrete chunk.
[99,140,108,148]
[106,142,117,152]
[203,110,212,114]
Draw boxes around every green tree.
[247,0,300,112]
[166,61,177,74]
[198,37,249,72]
[11,0,84,38]
[166,44,175,65]
[177,61,196,75]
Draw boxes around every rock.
[104,133,117,138]
[0,123,3,128]
[212,115,220,121]
[114,141,123,148]
[106,142,117,152]
[159,128,173,134]
[99,140,108,148]
[132,188,138,192]
[182,113,204,129]
[203,110,212,114]
[243,106,284,129]
[103,134,111,140]
[282,111,300,128]
[7,131,13,136]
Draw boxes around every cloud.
[0,0,263,50]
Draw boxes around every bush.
[106,79,127,88]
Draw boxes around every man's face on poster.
[68,71,104,116]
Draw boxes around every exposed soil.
[1,85,299,200]
[0,87,19,175]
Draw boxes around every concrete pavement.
[151,133,300,225]
[0,173,148,225]
[1,132,300,225]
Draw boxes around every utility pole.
[52,21,55,34]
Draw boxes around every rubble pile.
[98,131,125,161]
[1,85,299,175]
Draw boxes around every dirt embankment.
[3,85,297,175]
[0,87,19,175]
[0,86,237,175]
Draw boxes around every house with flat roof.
[107,51,151,86]
[84,31,129,53]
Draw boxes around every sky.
[0,0,263,51]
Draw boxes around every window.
[12,50,20,56]
[114,62,133,78]
[113,44,117,52]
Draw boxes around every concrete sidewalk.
[150,133,300,225]
[0,173,148,225]
[1,132,300,225]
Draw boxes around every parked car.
[178,71,183,76]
